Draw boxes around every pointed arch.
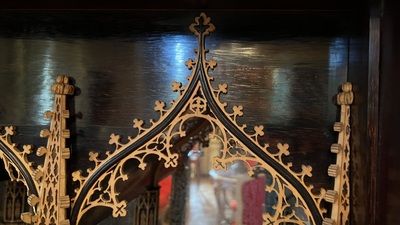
[69,12,352,225]
[0,135,39,197]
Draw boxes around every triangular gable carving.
[70,12,339,225]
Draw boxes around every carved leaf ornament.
[0,12,352,225]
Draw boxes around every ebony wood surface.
[378,0,400,224]
[348,1,400,224]
[0,10,349,181]
[0,9,361,224]
[347,7,372,225]
[367,3,381,225]
[0,0,364,10]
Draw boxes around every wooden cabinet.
[0,0,399,224]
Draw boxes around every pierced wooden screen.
[70,13,352,225]
[0,12,352,225]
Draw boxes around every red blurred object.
[158,175,172,212]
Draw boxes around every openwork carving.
[20,75,74,225]
[323,82,353,225]
[68,12,353,225]
[134,190,159,225]
[0,127,39,197]
[71,122,180,222]
[0,12,353,225]
[0,75,74,225]
[167,154,190,225]
[4,180,28,223]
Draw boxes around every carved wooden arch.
[0,12,352,225]
[70,12,351,225]
[0,129,40,198]
[0,75,74,225]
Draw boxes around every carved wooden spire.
[21,75,74,225]
[324,82,353,225]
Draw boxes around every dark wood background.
[0,10,349,179]
[0,0,398,224]
[0,0,363,10]
[0,9,348,223]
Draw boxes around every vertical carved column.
[3,181,27,224]
[134,189,159,225]
[21,75,74,225]
[168,154,190,225]
[324,82,353,225]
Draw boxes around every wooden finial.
[337,82,354,105]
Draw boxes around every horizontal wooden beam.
[0,0,364,10]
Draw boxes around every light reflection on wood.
[0,11,349,223]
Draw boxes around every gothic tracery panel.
[0,12,352,225]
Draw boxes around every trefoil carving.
[69,12,350,225]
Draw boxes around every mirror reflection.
[157,129,310,225]
[0,180,29,223]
